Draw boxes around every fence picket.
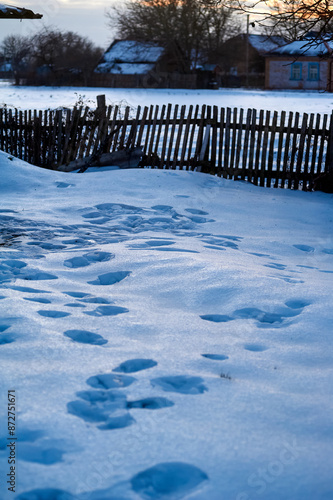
[274,111,286,188]
[267,111,278,188]
[179,104,193,170]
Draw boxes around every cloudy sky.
[0,0,116,48]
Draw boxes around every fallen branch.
[56,147,143,173]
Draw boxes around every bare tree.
[237,0,333,41]
[0,35,32,83]
[106,0,241,70]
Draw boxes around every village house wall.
[265,56,330,91]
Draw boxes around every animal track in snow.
[64,330,108,346]
[130,462,208,499]
[113,358,158,373]
[151,375,208,394]
[88,270,131,286]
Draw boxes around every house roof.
[95,40,166,74]
[0,3,42,19]
[268,36,333,57]
[248,35,286,54]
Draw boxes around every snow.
[1,86,333,499]
[2,81,333,116]
[103,41,165,64]
[248,35,285,54]
[95,41,165,74]
[272,38,333,57]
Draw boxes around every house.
[0,59,12,78]
[0,4,42,19]
[265,35,333,91]
[218,34,286,87]
[93,39,196,89]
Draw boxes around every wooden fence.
[1,102,332,190]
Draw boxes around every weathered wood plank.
[267,110,278,188]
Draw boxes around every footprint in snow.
[63,251,113,269]
[55,182,73,189]
[127,397,174,410]
[200,301,310,328]
[88,271,131,286]
[16,488,75,500]
[185,208,209,215]
[86,373,136,390]
[67,384,134,430]
[113,358,158,373]
[64,330,108,346]
[37,310,71,318]
[131,462,208,498]
[285,299,311,309]
[200,314,234,323]
[244,344,268,352]
[10,285,50,293]
[293,244,315,253]
[24,297,52,304]
[84,305,129,317]
[202,354,229,361]
[17,443,65,465]
[63,291,90,298]
[0,332,16,345]
[151,375,207,394]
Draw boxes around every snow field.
[0,148,332,499]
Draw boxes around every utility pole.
[246,14,249,88]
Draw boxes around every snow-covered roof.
[95,40,166,74]
[269,37,333,57]
[0,3,42,19]
[248,35,286,54]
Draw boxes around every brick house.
[218,34,285,87]
[265,36,333,91]
[93,39,195,89]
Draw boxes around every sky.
[0,0,116,49]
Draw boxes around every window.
[308,63,319,81]
[291,62,302,80]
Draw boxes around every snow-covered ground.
[0,148,333,499]
[1,80,333,115]
[1,85,333,499]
